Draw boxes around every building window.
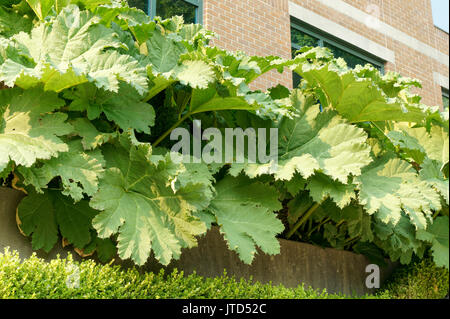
[442,88,449,111]
[291,20,385,87]
[129,0,203,24]
[128,1,148,13]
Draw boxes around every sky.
[431,0,449,33]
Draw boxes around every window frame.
[291,19,385,73]
[148,0,203,24]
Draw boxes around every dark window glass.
[128,0,147,12]
[156,0,197,23]
[128,0,198,24]
[443,89,449,111]
[292,68,302,88]
[291,28,320,49]
[324,42,380,70]
[291,28,320,87]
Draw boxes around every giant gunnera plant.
[0,1,448,269]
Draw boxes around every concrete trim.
[311,0,449,67]
[288,2,396,63]
[434,72,450,90]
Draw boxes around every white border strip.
[433,72,449,89]
[312,0,449,67]
[289,2,395,63]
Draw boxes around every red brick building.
[132,0,449,109]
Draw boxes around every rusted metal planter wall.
[140,228,396,296]
[0,187,395,296]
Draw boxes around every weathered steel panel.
[140,227,396,296]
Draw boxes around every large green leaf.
[142,32,216,99]
[388,123,449,167]
[420,159,449,205]
[388,123,449,204]
[293,61,426,123]
[373,213,425,264]
[92,167,182,265]
[209,48,288,85]
[26,0,54,20]
[96,5,156,45]
[18,139,105,202]
[0,5,148,95]
[18,189,98,252]
[417,216,449,269]
[65,82,155,133]
[340,205,374,242]
[67,0,114,10]
[356,156,441,230]
[175,59,215,89]
[144,27,185,74]
[306,173,356,209]
[207,175,284,264]
[0,87,72,172]
[90,135,213,266]
[189,84,259,114]
[71,118,118,151]
[231,90,372,184]
[25,1,119,20]
[0,6,33,37]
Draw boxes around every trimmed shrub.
[379,257,449,299]
[0,249,344,299]
[0,249,447,299]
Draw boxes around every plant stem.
[344,235,360,248]
[370,121,387,137]
[336,220,345,228]
[307,217,313,232]
[306,217,331,237]
[286,202,321,239]
[153,112,191,147]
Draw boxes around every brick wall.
[203,0,292,90]
[202,0,449,108]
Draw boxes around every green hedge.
[380,258,449,299]
[0,249,447,299]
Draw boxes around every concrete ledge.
[289,1,396,64]
[309,0,449,67]
[433,72,449,90]
[0,187,396,296]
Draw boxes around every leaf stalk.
[286,202,321,239]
